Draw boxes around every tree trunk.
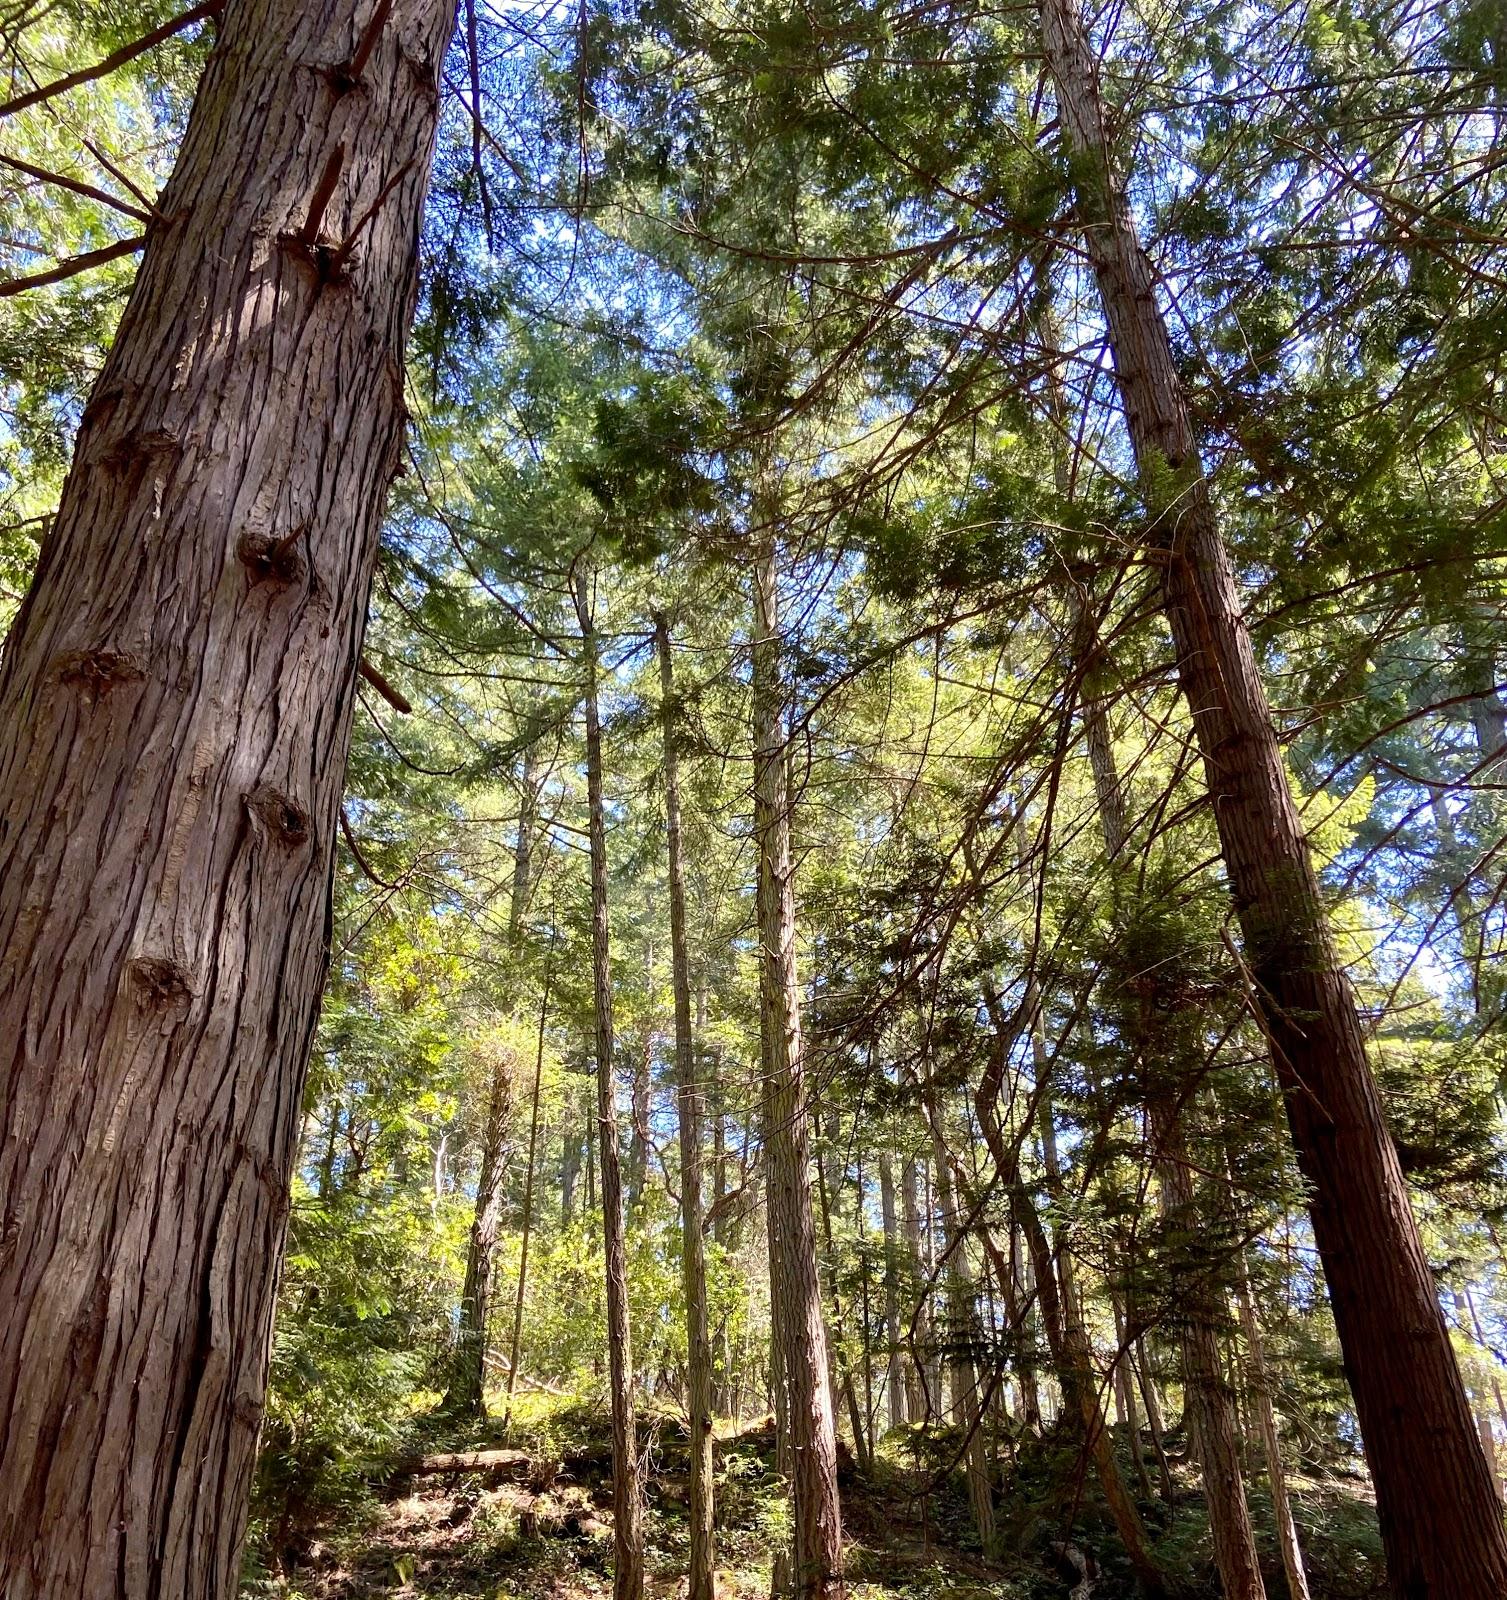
[1150,1110,1266,1600]
[445,744,541,1418]
[815,1127,874,1474]
[655,613,716,1600]
[502,955,553,1427]
[1037,0,1507,1588]
[753,543,844,1600]
[1111,1294,1154,1502]
[1236,1257,1312,1600]
[0,0,457,1593]
[561,1093,583,1225]
[1136,1337,1176,1503]
[1011,1222,1044,1431]
[975,987,1169,1597]
[1075,606,1265,1599]
[900,1157,932,1424]
[1463,1286,1507,1440]
[628,1021,652,1212]
[442,1065,512,1414]
[573,573,644,1600]
[878,1153,907,1431]
[926,1105,998,1558]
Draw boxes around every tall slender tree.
[573,567,645,1600]
[444,743,542,1416]
[1036,0,1507,1587]
[753,539,845,1600]
[656,610,716,1600]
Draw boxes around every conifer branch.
[0,0,222,120]
[0,151,153,222]
[0,233,144,297]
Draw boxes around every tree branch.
[358,655,412,714]
[0,151,153,222]
[0,233,144,296]
[0,0,222,120]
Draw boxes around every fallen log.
[401,1448,533,1477]
[481,1350,570,1396]
[1049,1541,1097,1600]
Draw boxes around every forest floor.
[244,1394,1387,1600]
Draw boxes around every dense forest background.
[2,1,1507,1597]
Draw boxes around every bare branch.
[0,232,143,296]
[0,150,153,222]
[359,656,413,714]
[0,0,221,120]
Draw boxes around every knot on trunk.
[128,955,194,1011]
[55,648,144,699]
[277,234,352,288]
[402,47,439,99]
[79,384,125,434]
[101,427,181,477]
[232,1391,266,1430]
[246,785,312,847]
[237,527,308,586]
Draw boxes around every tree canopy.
[2,0,1506,1597]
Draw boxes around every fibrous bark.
[0,0,457,1593]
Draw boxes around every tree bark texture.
[1037,0,1507,1589]
[0,1,457,1594]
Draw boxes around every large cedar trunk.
[656,614,716,1600]
[0,1,456,1594]
[573,575,645,1600]
[753,544,845,1600]
[1037,0,1507,1588]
